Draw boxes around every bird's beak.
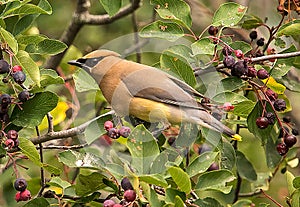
[67,59,81,67]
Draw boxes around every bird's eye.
[85,57,105,68]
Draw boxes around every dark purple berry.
[256,38,265,46]
[119,126,131,138]
[104,120,114,131]
[208,26,219,36]
[207,162,219,171]
[0,59,10,74]
[103,199,116,207]
[223,55,236,69]
[264,112,276,125]
[256,117,269,129]
[292,128,299,136]
[121,177,134,191]
[198,144,212,154]
[7,129,18,140]
[0,94,11,107]
[107,128,120,139]
[231,60,248,77]
[222,46,232,56]
[14,138,19,147]
[124,190,136,202]
[247,66,257,78]
[283,116,291,123]
[257,69,269,79]
[14,178,27,192]
[167,137,176,146]
[249,30,258,40]
[284,135,297,147]
[274,99,286,111]
[0,112,9,123]
[13,71,26,84]
[276,142,289,156]
[18,91,30,102]
[265,89,278,101]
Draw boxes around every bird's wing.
[120,65,206,110]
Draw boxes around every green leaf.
[286,171,296,199]
[212,2,247,27]
[11,91,58,127]
[274,37,286,48]
[212,91,249,104]
[139,20,184,42]
[127,125,160,174]
[151,0,192,28]
[195,169,235,194]
[230,41,252,54]
[84,115,111,145]
[139,174,168,187]
[15,50,40,86]
[160,52,196,87]
[165,188,186,204]
[0,27,18,53]
[58,150,106,169]
[48,177,71,190]
[265,137,281,168]
[216,76,245,93]
[220,141,236,170]
[168,166,191,194]
[23,197,50,207]
[75,172,106,196]
[73,69,100,92]
[99,0,121,17]
[174,123,198,148]
[34,69,64,91]
[174,195,185,207]
[236,151,257,181]
[5,3,52,16]
[26,38,67,55]
[241,14,263,29]
[186,152,218,177]
[293,177,300,189]
[277,20,300,37]
[232,199,254,207]
[13,14,38,36]
[191,37,215,56]
[163,45,196,64]
[194,197,223,207]
[233,100,256,118]
[19,137,40,164]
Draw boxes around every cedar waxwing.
[68,50,241,140]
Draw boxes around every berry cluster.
[14,178,31,202]
[103,177,136,207]
[104,121,131,139]
[3,129,19,149]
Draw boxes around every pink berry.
[113,204,123,207]
[222,102,234,111]
[12,65,22,73]
[234,50,244,59]
[5,139,14,149]
[7,129,18,140]
[15,192,21,202]
[16,189,31,202]
[104,121,114,131]
[103,199,115,207]
[124,190,136,202]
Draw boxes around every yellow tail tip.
[231,134,242,141]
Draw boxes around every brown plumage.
[68,50,241,139]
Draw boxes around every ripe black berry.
[256,38,265,46]
[283,116,291,123]
[292,128,299,136]
[103,199,115,207]
[107,128,120,139]
[124,190,136,202]
[207,162,219,171]
[264,112,275,125]
[198,144,212,154]
[249,30,258,40]
[273,99,287,111]
[119,126,131,138]
[276,142,289,156]
[14,178,27,192]
[7,129,18,140]
[121,177,134,191]
[247,66,257,78]
[223,55,236,69]
[0,94,11,107]
[257,69,269,79]
[18,91,30,102]
[0,59,10,74]
[208,26,219,36]
[256,117,269,129]
[13,71,26,84]
[231,60,248,77]
[222,46,232,56]
[284,135,297,148]
[265,89,278,101]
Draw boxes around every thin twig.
[260,189,284,207]
[36,126,46,197]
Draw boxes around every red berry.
[256,117,269,129]
[113,204,123,207]
[234,50,244,59]
[222,102,234,111]
[12,65,22,73]
[15,191,21,202]
[247,66,257,78]
[265,89,278,101]
[257,69,269,79]
[119,126,131,138]
[99,134,112,146]
[276,142,289,156]
[14,178,27,192]
[124,190,136,202]
[267,48,276,62]
[7,129,18,140]
[284,135,297,148]
[15,189,31,202]
[104,120,114,131]
[103,199,116,207]
[4,139,14,148]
